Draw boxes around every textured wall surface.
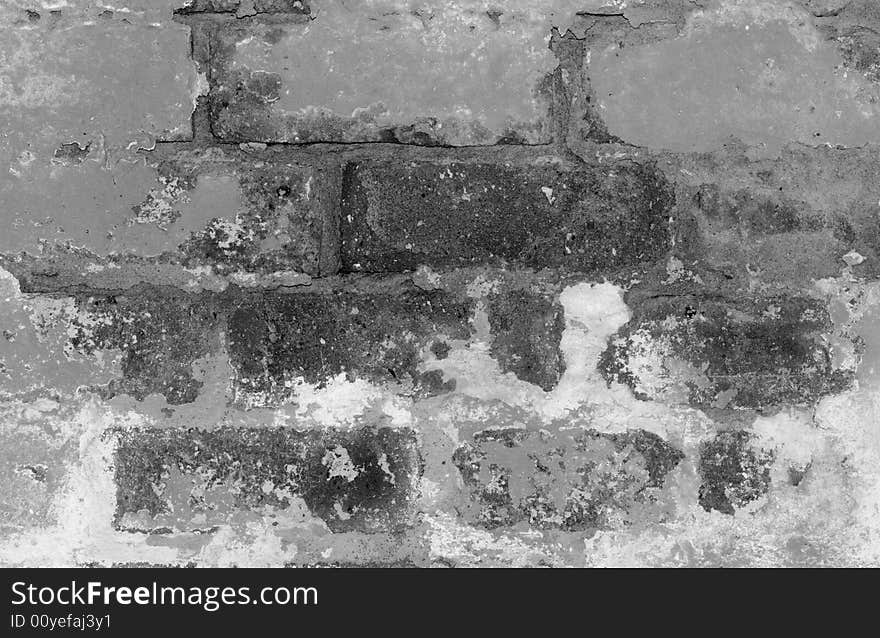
[1,0,880,567]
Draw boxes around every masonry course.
[2,0,880,567]
[114,424,421,533]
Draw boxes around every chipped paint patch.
[592,1,880,153]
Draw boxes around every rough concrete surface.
[2,0,880,568]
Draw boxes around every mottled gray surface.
[2,0,880,568]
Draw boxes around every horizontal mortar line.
[174,9,305,13]
[151,138,562,151]
[173,7,310,16]
[145,141,586,164]
[9,271,566,297]
[171,11,312,23]
[174,13,310,18]
[156,134,880,158]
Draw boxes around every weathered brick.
[114,425,421,533]
[809,0,880,83]
[226,284,572,405]
[668,144,880,285]
[0,269,121,400]
[3,1,183,19]
[3,0,878,570]
[207,2,560,144]
[600,294,855,409]
[452,427,684,530]
[0,401,76,536]
[588,1,880,153]
[698,430,774,515]
[556,15,678,151]
[488,290,565,392]
[141,151,334,277]
[34,282,568,409]
[227,287,472,407]
[66,287,222,405]
[695,184,817,235]
[0,149,336,287]
[179,0,309,13]
[0,12,207,286]
[340,158,675,273]
[0,13,197,156]
[688,182,846,283]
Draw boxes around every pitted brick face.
[698,430,774,515]
[340,160,675,273]
[600,294,856,410]
[488,290,566,392]
[225,286,570,405]
[226,288,473,406]
[66,288,222,405]
[179,0,309,13]
[453,428,684,531]
[3,0,880,568]
[113,425,421,533]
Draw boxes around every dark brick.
[226,288,473,406]
[59,284,570,409]
[600,294,854,409]
[698,430,774,515]
[452,427,684,531]
[488,290,566,392]
[340,159,675,273]
[113,425,420,533]
[788,463,811,487]
[226,286,571,405]
[67,288,221,405]
[430,340,451,360]
[178,1,309,14]
[625,429,688,488]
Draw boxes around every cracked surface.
[3,0,880,568]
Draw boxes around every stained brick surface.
[600,294,855,409]
[114,425,421,533]
[207,2,560,144]
[226,288,473,406]
[453,428,684,530]
[2,0,880,568]
[340,159,675,273]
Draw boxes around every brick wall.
[1,0,879,567]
